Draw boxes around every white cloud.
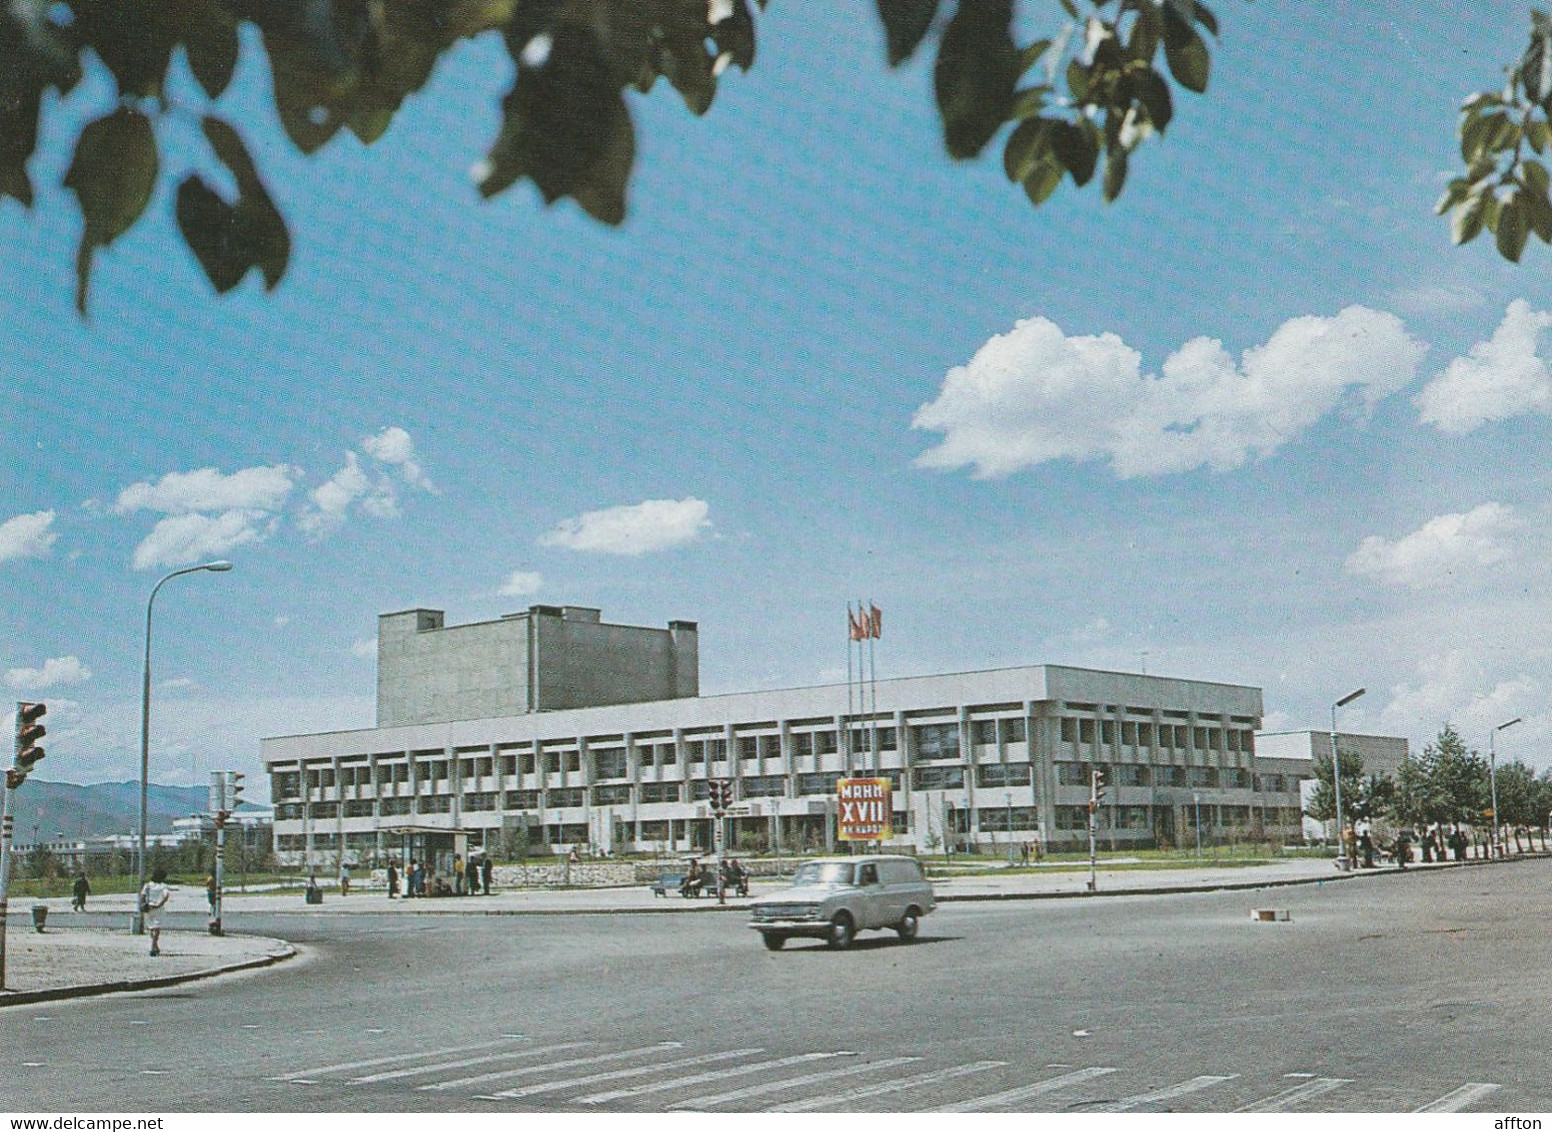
[0,511,56,563]
[131,509,273,570]
[299,452,378,536]
[1345,503,1520,589]
[1380,650,1542,742]
[273,615,291,628]
[1416,301,1552,433]
[114,465,298,515]
[5,655,91,690]
[1386,283,1486,317]
[498,570,544,597]
[912,306,1426,478]
[540,498,711,556]
[350,638,377,659]
[363,426,435,493]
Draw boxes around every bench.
[650,872,685,897]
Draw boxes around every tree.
[3,0,1223,312]
[1412,724,1491,829]
[1494,759,1539,852]
[1303,746,1365,828]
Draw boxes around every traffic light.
[1089,767,1107,812]
[708,778,733,813]
[11,701,46,785]
[229,771,245,810]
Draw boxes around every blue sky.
[6,4,1552,796]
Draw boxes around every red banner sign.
[837,777,892,841]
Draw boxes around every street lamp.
[1330,687,1365,872]
[1490,717,1522,860]
[133,560,233,935]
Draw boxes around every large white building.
[263,605,1297,867]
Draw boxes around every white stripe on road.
[580,1051,851,1104]
[1414,1083,1501,1112]
[427,1043,679,1092]
[487,1047,756,1099]
[671,1058,922,1111]
[769,1060,1005,1111]
[1236,1077,1352,1112]
[269,1038,522,1081]
[355,1042,594,1083]
[930,1066,1119,1112]
[1093,1074,1238,1112]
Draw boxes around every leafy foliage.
[3,0,1222,313]
[1443,8,1552,261]
[1303,746,1366,825]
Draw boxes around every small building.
[1254,730,1412,841]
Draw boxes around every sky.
[6,4,1552,798]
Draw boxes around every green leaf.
[876,0,939,66]
[1434,178,1471,216]
[1497,193,1529,261]
[200,117,291,289]
[1102,147,1128,201]
[1023,157,1063,205]
[1066,57,1090,102]
[63,107,159,313]
[1524,183,1552,241]
[1049,119,1098,185]
[181,14,241,99]
[1009,85,1049,120]
[1452,192,1487,244]
[1003,117,1049,181]
[1528,118,1551,153]
[1520,20,1552,105]
[175,175,246,293]
[1133,67,1173,132]
[1521,158,1551,199]
[1018,39,1053,76]
[1163,29,1210,93]
[934,0,1019,160]
[1462,110,1509,162]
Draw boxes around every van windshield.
[792,862,853,886]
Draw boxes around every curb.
[0,938,298,1008]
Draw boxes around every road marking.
[453,1043,686,1094]
[1093,1074,1238,1112]
[670,1057,922,1110]
[140,1070,167,1076]
[241,1024,260,1030]
[365,1028,385,1035]
[769,1060,1006,1111]
[930,1066,1119,1112]
[1236,1077,1351,1112]
[356,1042,593,1083]
[128,1021,149,1026]
[21,1063,45,1068]
[32,1017,53,1022]
[580,1051,850,1104]
[1414,1083,1501,1112]
[491,1047,762,1099]
[269,1038,525,1081]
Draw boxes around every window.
[310,802,337,819]
[1239,731,1255,755]
[878,726,898,750]
[791,732,814,758]
[913,722,960,761]
[1174,725,1190,748]
[661,744,678,765]
[510,790,541,809]
[850,728,871,754]
[1226,729,1240,753]
[1122,721,1138,746]
[690,779,711,800]
[272,772,300,798]
[759,734,781,759]
[1079,719,1095,744]
[548,787,585,808]
[684,740,703,763]
[979,806,1038,831]
[343,799,374,817]
[274,802,303,820]
[1117,805,1151,830]
[1138,722,1154,747]
[1223,767,1251,789]
[797,772,842,796]
[707,738,727,761]
[593,784,631,806]
[739,736,759,760]
[638,820,670,840]
[1055,805,1090,830]
[1116,763,1148,786]
[1187,766,1218,788]
[972,720,998,745]
[544,753,559,774]
[1061,717,1077,743]
[1101,719,1115,745]
[420,795,451,813]
[1155,765,1186,787]
[743,775,786,798]
[1001,718,1026,744]
[566,752,581,773]
[814,732,837,755]
[1056,762,1088,785]
[640,782,680,804]
[977,763,1032,787]
[465,792,499,811]
[499,755,517,775]
[521,753,536,775]
[594,749,628,779]
[1193,727,1209,750]
[380,797,411,815]
[912,765,964,791]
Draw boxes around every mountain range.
[5,780,223,843]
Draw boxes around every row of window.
[1055,763,1253,789]
[1059,718,1256,753]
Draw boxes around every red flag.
[869,603,882,639]
[848,606,865,641]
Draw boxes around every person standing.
[481,853,493,896]
[205,873,218,918]
[339,862,351,896]
[387,861,399,899]
[140,868,171,956]
[72,871,91,912]
[453,853,465,896]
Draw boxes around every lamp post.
[1330,688,1365,872]
[1490,717,1522,860]
[133,560,233,935]
[1192,791,1202,858]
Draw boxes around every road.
[4,860,1547,1113]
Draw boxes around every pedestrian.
[1019,842,1030,866]
[205,872,218,917]
[339,862,351,896]
[1450,827,1468,862]
[387,861,399,899]
[568,846,580,866]
[413,859,426,896]
[481,853,493,896]
[140,867,171,956]
[1359,830,1375,869]
[71,871,91,912]
[1420,828,1434,863]
[453,853,465,896]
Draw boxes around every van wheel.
[827,912,855,950]
[895,909,921,942]
[761,933,786,951]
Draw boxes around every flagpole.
[869,602,879,773]
[845,602,854,759]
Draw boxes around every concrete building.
[264,605,1299,866]
[1254,730,1411,841]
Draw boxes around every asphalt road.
[5,860,1548,1113]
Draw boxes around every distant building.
[264,603,1298,866]
[1254,730,1412,840]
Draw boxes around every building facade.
[1254,730,1412,841]
[266,613,1294,865]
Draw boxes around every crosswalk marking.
[930,1066,1119,1112]
[1414,1083,1501,1113]
[269,1038,521,1081]
[355,1042,595,1083]
[1236,1077,1351,1112]
[1094,1074,1238,1112]
[430,1043,683,1092]
[579,1051,851,1104]
[669,1057,923,1111]
[489,1048,763,1100]
[769,1060,1006,1112]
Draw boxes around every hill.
[5,780,210,843]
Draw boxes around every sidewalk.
[0,924,294,1006]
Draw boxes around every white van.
[747,855,936,950]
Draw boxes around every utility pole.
[2,702,49,989]
[1087,768,1106,893]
